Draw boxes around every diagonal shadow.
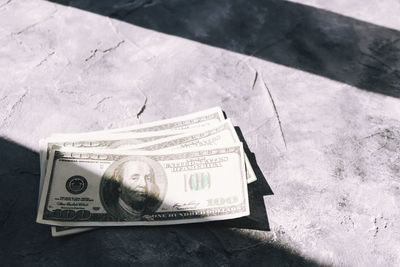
[47,0,400,97]
[0,137,326,266]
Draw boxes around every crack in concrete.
[107,17,159,63]
[357,61,385,72]
[251,71,258,90]
[373,217,384,238]
[205,227,267,256]
[245,119,271,136]
[112,0,155,20]
[250,36,287,58]
[12,21,41,35]
[0,0,12,9]
[85,40,125,62]
[36,51,55,67]
[103,40,125,53]
[238,62,286,153]
[95,96,112,110]
[369,39,400,55]
[260,76,287,149]
[360,51,400,79]
[228,241,270,253]
[362,129,399,154]
[85,49,99,62]
[370,216,390,238]
[11,8,57,35]
[1,90,28,128]
[136,97,148,119]
[249,22,302,59]
[235,22,303,69]
[113,0,153,10]
[107,18,144,52]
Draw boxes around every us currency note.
[50,119,256,236]
[51,107,225,137]
[37,144,249,226]
[38,130,187,202]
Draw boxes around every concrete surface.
[1,0,400,266]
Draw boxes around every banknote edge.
[51,106,224,136]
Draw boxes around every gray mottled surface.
[1,0,400,266]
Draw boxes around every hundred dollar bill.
[37,144,249,227]
[39,129,190,201]
[41,128,207,236]
[51,107,225,137]
[50,119,256,236]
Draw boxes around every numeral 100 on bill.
[184,172,211,191]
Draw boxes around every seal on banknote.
[65,175,88,195]
[100,156,167,221]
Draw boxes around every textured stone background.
[1,0,400,266]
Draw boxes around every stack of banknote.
[36,107,256,236]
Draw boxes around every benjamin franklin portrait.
[100,156,167,221]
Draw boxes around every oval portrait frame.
[100,156,167,220]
